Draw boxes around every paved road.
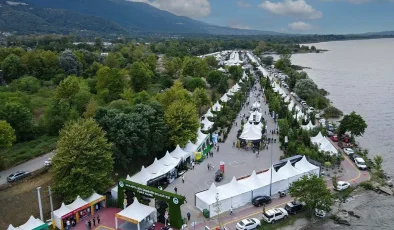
[0,151,54,185]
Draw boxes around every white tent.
[212,101,222,112]
[243,121,263,131]
[287,100,295,111]
[218,67,226,72]
[183,140,198,154]
[160,151,181,167]
[277,161,304,186]
[7,224,20,230]
[201,117,214,131]
[294,156,320,177]
[170,145,192,161]
[53,203,73,229]
[196,128,208,146]
[226,90,234,96]
[238,171,270,197]
[195,183,220,214]
[220,93,230,102]
[293,110,305,121]
[242,72,248,80]
[257,167,288,195]
[252,101,261,109]
[217,177,252,210]
[319,138,339,156]
[301,120,316,130]
[66,195,89,212]
[248,111,262,122]
[115,198,157,230]
[128,166,152,185]
[84,191,105,204]
[284,96,290,103]
[239,124,262,141]
[204,108,214,118]
[19,216,46,230]
[311,132,325,145]
[146,158,167,179]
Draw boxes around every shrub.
[324,106,343,118]
[360,181,374,190]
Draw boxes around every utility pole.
[37,187,44,221]
[48,186,54,219]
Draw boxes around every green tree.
[59,50,82,76]
[338,112,367,137]
[332,176,338,191]
[185,77,206,91]
[145,54,157,71]
[0,102,33,142]
[206,71,224,88]
[83,99,97,118]
[52,119,113,202]
[158,80,192,109]
[2,54,25,83]
[96,66,125,103]
[0,120,16,148]
[9,76,41,93]
[373,155,383,171]
[228,65,243,81]
[104,53,122,68]
[261,56,274,66]
[193,88,210,116]
[204,56,218,68]
[55,75,80,100]
[217,77,228,94]
[165,57,182,78]
[289,174,333,217]
[182,57,209,78]
[294,78,318,100]
[165,101,199,147]
[130,62,153,92]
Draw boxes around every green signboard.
[117,179,185,229]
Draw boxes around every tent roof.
[67,196,88,211]
[277,161,303,178]
[217,177,250,200]
[205,109,214,118]
[128,166,152,184]
[84,192,104,203]
[19,216,45,230]
[201,117,214,131]
[257,166,287,183]
[197,128,208,141]
[170,145,191,160]
[301,120,315,130]
[239,124,262,141]
[319,139,338,155]
[212,101,222,111]
[7,224,19,230]
[238,170,269,190]
[117,198,156,223]
[311,132,324,144]
[288,101,295,110]
[54,203,72,218]
[220,93,230,102]
[146,158,166,178]
[161,151,180,166]
[294,156,320,173]
[195,182,218,205]
[183,140,198,153]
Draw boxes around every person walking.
[233,141,235,147]
[174,187,178,194]
[97,215,100,225]
[192,161,195,169]
[216,146,219,152]
[66,220,71,230]
[230,206,233,215]
[182,175,185,183]
[85,221,89,230]
[93,216,96,227]
[187,212,191,221]
[88,219,92,230]
[184,195,187,203]
[207,163,210,171]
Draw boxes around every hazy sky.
[129,0,394,34]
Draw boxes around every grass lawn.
[257,212,308,230]
[0,135,58,169]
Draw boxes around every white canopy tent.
[115,198,157,230]
[18,216,46,230]
[277,161,304,186]
[301,120,316,130]
[220,93,230,103]
[201,117,214,131]
[238,171,270,197]
[249,111,262,122]
[319,138,339,156]
[53,203,73,230]
[7,225,20,230]
[128,166,152,185]
[294,156,320,177]
[218,67,226,72]
[288,100,295,111]
[226,90,234,96]
[204,108,214,118]
[170,145,192,161]
[212,101,222,112]
[252,101,261,109]
[257,166,288,195]
[284,96,290,103]
[160,151,181,167]
[311,132,325,145]
[196,129,208,147]
[184,140,198,153]
[239,124,262,141]
[218,177,252,210]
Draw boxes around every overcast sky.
[129,0,394,34]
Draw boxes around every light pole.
[269,140,273,196]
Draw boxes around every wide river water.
[280,38,394,177]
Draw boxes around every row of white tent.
[8,216,47,230]
[196,156,320,217]
[248,110,263,123]
[224,51,243,66]
[311,132,339,156]
[111,129,209,199]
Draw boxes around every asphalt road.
[0,151,55,185]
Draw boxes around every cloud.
[321,0,394,3]
[288,21,313,30]
[229,22,251,30]
[128,0,211,18]
[259,0,323,19]
[237,0,251,8]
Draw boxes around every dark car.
[350,153,360,162]
[285,201,304,214]
[7,171,31,182]
[215,169,223,182]
[252,196,271,207]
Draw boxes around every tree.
[0,102,33,142]
[338,111,367,137]
[205,56,218,68]
[9,76,41,93]
[2,54,25,83]
[289,174,333,217]
[228,65,243,81]
[193,88,210,116]
[145,54,157,71]
[52,119,113,202]
[261,56,274,66]
[294,78,318,100]
[83,99,97,118]
[185,77,206,91]
[158,80,192,109]
[0,120,16,148]
[55,75,80,100]
[217,77,228,94]
[254,40,266,54]
[164,57,182,78]
[130,62,153,92]
[373,155,383,171]
[182,57,209,78]
[332,176,338,191]
[165,101,199,147]
[206,71,224,87]
[96,66,125,103]
[213,192,222,228]
[59,50,82,76]
[104,53,122,68]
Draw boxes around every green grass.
[257,212,308,230]
[0,135,58,169]
[333,186,355,200]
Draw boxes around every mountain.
[0,0,281,36]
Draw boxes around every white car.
[262,208,288,224]
[335,181,351,191]
[308,107,315,113]
[315,208,326,218]
[354,157,367,170]
[236,218,261,230]
[44,158,52,166]
[343,148,355,155]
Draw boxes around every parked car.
[295,96,301,102]
[330,135,338,142]
[327,131,334,137]
[350,153,360,162]
[327,124,335,132]
[315,208,327,218]
[215,169,223,182]
[300,101,307,106]
[44,158,52,166]
[354,157,367,170]
[308,107,315,113]
[285,201,305,214]
[335,181,351,191]
[343,148,354,155]
[262,208,288,224]
[236,218,261,230]
[315,113,321,119]
[252,196,271,207]
[7,171,31,182]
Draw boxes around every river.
[274,38,394,178]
